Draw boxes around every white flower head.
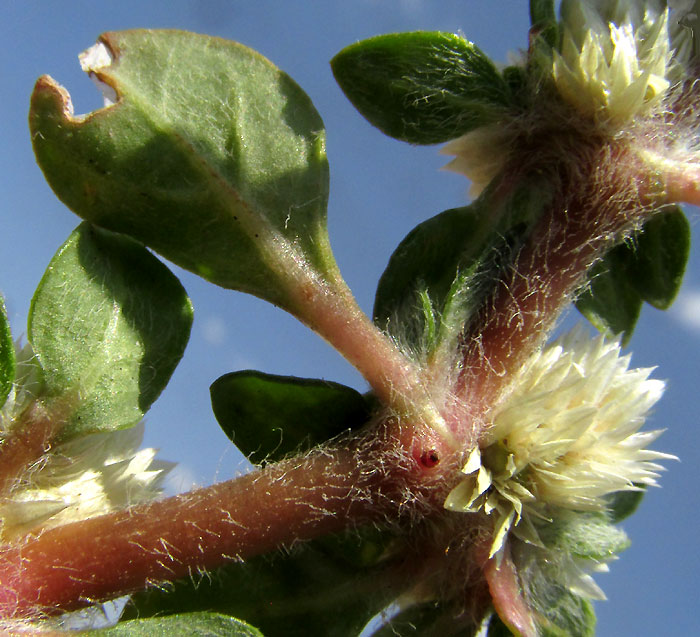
[444,326,674,561]
[0,341,172,541]
[554,0,693,126]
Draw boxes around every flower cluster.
[444,327,673,562]
[442,0,696,196]
[0,342,171,541]
[553,0,692,126]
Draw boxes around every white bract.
[444,327,673,562]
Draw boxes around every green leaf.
[574,246,642,345]
[605,488,645,523]
[530,0,556,25]
[331,31,512,144]
[28,223,192,440]
[527,574,596,637]
[122,530,399,637]
[575,207,690,342]
[30,30,332,311]
[90,611,263,636]
[210,371,372,464]
[0,298,15,409]
[537,511,630,561]
[625,206,690,310]
[529,0,558,48]
[374,181,549,351]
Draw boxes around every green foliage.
[576,206,690,342]
[537,511,630,561]
[373,182,549,351]
[30,30,333,312]
[90,611,262,636]
[0,298,15,409]
[627,207,691,309]
[331,32,512,144]
[575,248,643,344]
[122,529,399,637]
[210,372,373,464]
[529,0,558,49]
[28,223,192,439]
[605,488,646,523]
[527,575,596,637]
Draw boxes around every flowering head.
[553,0,693,127]
[444,327,673,563]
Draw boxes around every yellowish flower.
[553,0,692,126]
[444,327,673,561]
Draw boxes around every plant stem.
[0,426,440,618]
[456,143,661,407]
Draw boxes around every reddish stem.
[0,424,446,618]
[456,145,660,407]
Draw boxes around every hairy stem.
[456,143,661,408]
[0,423,447,618]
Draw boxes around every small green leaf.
[31,30,332,312]
[527,575,596,637]
[122,531,399,637]
[529,0,558,48]
[0,298,15,410]
[626,206,690,310]
[576,208,690,341]
[530,0,556,25]
[331,31,512,144]
[575,247,642,344]
[537,511,630,561]
[605,488,645,523]
[28,223,193,439]
[374,181,549,350]
[210,371,372,464]
[91,611,263,636]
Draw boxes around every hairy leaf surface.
[30,30,332,311]
[28,223,192,439]
[332,31,511,144]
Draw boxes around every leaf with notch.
[575,207,690,342]
[28,223,192,440]
[30,30,332,313]
[332,31,512,144]
[210,371,372,464]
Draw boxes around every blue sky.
[2,2,699,635]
